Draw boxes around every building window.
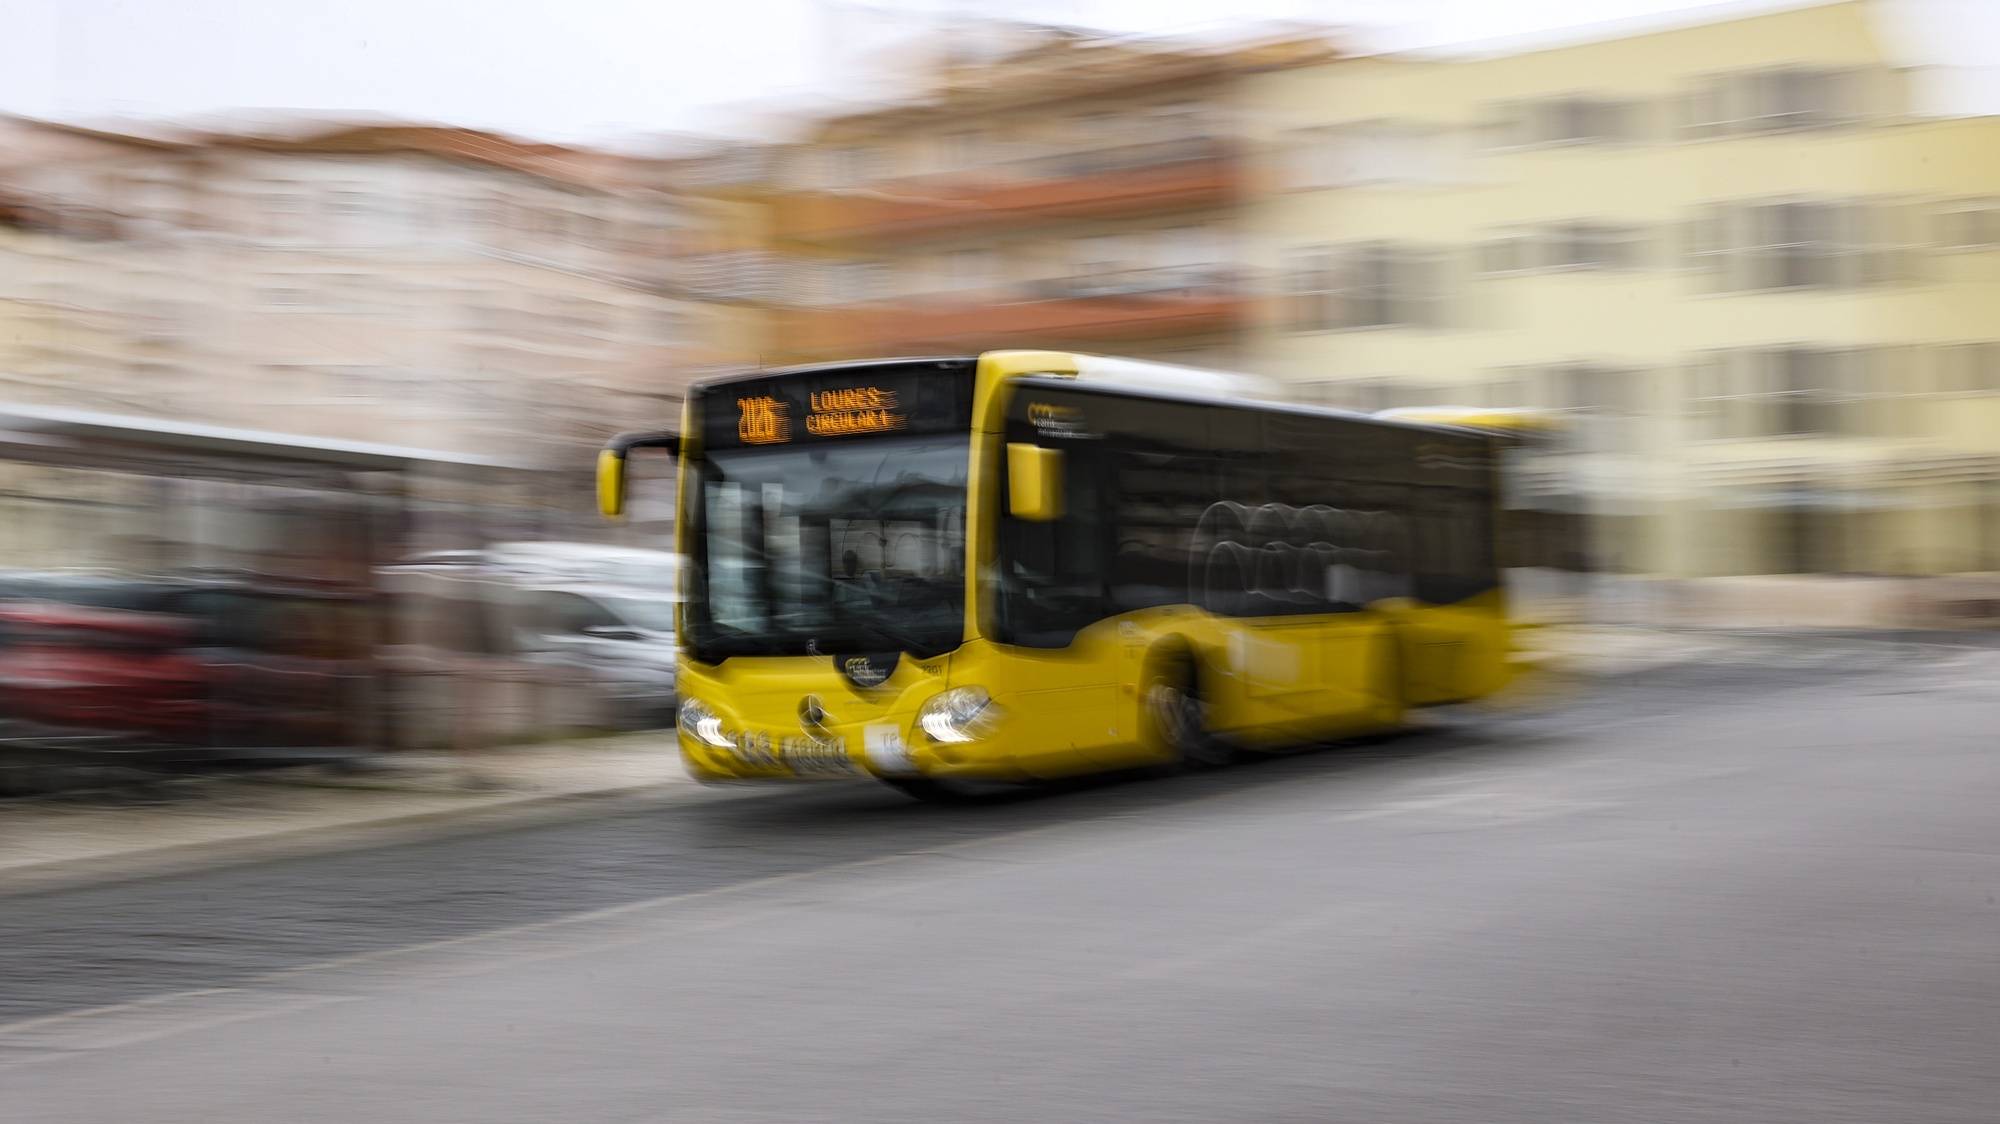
[1748,201,1845,289]
[1682,207,1725,273]
[1540,364,1639,415]
[1679,68,1860,137]
[1346,243,1399,327]
[1284,243,1445,331]
[1687,347,1856,439]
[1750,68,1852,131]
[1935,199,2000,251]
[1689,351,1739,440]
[1354,243,1446,329]
[1539,96,1635,144]
[1290,121,1458,188]
[1479,224,1646,275]
[1767,349,1839,435]
[1284,246,1338,331]
[1539,222,1648,271]
[1477,233,1532,275]
[1687,198,1915,292]
[1485,95,1641,148]
[1939,342,2000,395]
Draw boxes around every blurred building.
[1246,0,2000,582]
[0,118,705,461]
[755,27,1333,368]
[626,139,786,394]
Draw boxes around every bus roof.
[1371,406,1566,434]
[680,355,1512,441]
[694,356,975,389]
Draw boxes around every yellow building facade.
[1246,0,2000,580]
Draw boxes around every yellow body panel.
[667,350,1514,786]
[673,596,1510,783]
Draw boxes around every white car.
[510,586,679,724]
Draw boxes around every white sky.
[2,0,1993,144]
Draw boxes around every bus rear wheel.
[1144,654,1230,770]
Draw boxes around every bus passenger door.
[986,440,1125,772]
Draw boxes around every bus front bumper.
[677,730,1030,785]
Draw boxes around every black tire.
[880,776,1018,803]
[881,776,960,803]
[1142,648,1232,770]
[1371,630,1408,730]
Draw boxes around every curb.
[0,778,699,899]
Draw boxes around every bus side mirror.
[596,450,629,518]
[598,430,680,519]
[1006,443,1064,522]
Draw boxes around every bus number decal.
[738,396,792,445]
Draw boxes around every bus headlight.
[918,687,1001,744]
[678,698,734,749]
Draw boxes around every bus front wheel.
[880,776,1015,803]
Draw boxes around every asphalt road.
[4,640,2000,1123]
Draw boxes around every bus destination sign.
[804,386,905,437]
[702,360,975,450]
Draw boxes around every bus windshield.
[687,433,969,662]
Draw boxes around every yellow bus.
[598,350,1515,799]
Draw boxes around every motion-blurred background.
[1,0,1996,782]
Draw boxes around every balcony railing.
[994,135,1230,183]
[1017,263,1233,301]
[775,136,1238,244]
[776,265,1245,358]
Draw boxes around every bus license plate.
[781,737,856,776]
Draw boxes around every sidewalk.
[1518,621,2000,689]
[1521,622,1728,677]
[0,732,696,896]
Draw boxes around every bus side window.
[1413,489,1497,605]
[1108,443,1207,613]
[996,444,1106,649]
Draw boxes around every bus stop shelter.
[0,404,555,793]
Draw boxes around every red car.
[0,601,210,740]
[0,576,371,747]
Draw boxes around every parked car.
[507,585,678,724]
[0,599,207,740]
[482,542,680,592]
[0,572,368,747]
[376,545,683,731]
